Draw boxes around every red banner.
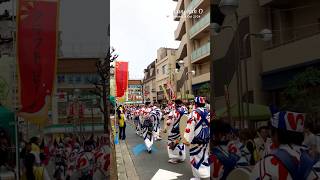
[115,61,128,98]
[17,0,58,126]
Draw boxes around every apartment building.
[155,47,177,103]
[211,0,320,125]
[127,80,143,104]
[173,0,211,101]
[143,61,157,103]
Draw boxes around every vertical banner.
[17,0,59,126]
[115,61,128,98]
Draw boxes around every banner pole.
[14,111,20,180]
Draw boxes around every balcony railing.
[191,42,210,61]
[177,34,187,59]
[186,0,202,12]
[189,12,210,39]
[175,17,186,40]
[267,25,320,50]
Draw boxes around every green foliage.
[282,67,320,122]
[197,83,210,100]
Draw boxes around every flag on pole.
[17,0,59,127]
[115,61,128,98]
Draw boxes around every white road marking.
[151,169,183,180]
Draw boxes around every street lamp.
[211,23,234,35]
[242,29,272,127]
[178,60,184,67]
[186,70,195,76]
[175,68,179,74]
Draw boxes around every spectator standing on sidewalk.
[118,106,126,140]
[21,153,50,180]
[30,137,41,166]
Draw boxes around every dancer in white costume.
[164,99,187,164]
[142,102,154,153]
[152,105,163,141]
[139,105,146,137]
[183,96,210,180]
[133,106,141,135]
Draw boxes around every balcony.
[176,34,188,60]
[175,17,186,40]
[262,32,320,73]
[173,0,184,21]
[189,12,210,40]
[186,0,210,15]
[192,72,210,85]
[191,42,210,63]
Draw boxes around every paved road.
[124,121,194,180]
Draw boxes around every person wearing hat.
[250,108,319,180]
[163,99,187,164]
[183,97,210,180]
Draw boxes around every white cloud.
[111,0,179,80]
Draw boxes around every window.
[162,65,167,75]
[85,75,91,83]
[67,75,74,84]
[58,75,65,83]
[75,75,81,83]
[157,69,159,75]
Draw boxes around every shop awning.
[43,123,104,134]
[216,103,271,121]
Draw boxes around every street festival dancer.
[134,106,141,135]
[139,104,147,137]
[183,96,210,180]
[250,107,320,180]
[209,120,249,180]
[152,104,163,141]
[164,99,186,164]
[142,102,154,153]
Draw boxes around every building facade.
[0,0,17,111]
[143,61,157,103]
[173,0,211,101]
[155,47,177,103]
[48,58,103,134]
[211,0,320,125]
[127,80,143,104]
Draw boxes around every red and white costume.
[184,106,210,179]
[250,145,319,180]
[166,107,186,161]
[251,109,320,180]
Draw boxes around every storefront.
[192,81,210,101]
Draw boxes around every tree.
[90,47,118,135]
[282,67,320,125]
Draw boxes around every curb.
[115,139,139,180]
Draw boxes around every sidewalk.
[115,139,139,180]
